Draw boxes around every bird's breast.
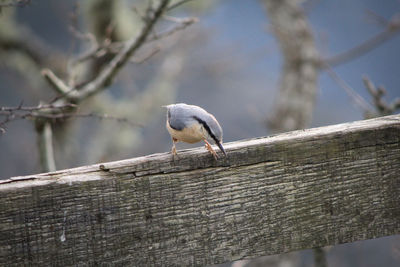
[166,121,206,144]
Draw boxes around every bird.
[165,103,226,159]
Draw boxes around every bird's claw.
[204,140,218,160]
[171,138,179,158]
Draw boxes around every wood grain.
[1,115,399,266]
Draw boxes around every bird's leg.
[171,138,178,156]
[204,139,218,160]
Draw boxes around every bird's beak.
[216,141,227,157]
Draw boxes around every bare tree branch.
[364,8,390,27]
[63,112,142,127]
[167,0,194,11]
[41,69,72,95]
[323,14,400,67]
[0,103,140,133]
[36,121,56,172]
[147,16,198,42]
[65,15,195,69]
[0,103,73,133]
[0,103,76,113]
[325,66,372,113]
[130,46,160,63]
[363,76,400,118]
[324,71,400,119]
[42,0,172,103]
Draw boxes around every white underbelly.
[166,122,206,144]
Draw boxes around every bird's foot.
[204,140,218,160]
[171,138,179,158]
[171,146,179,161]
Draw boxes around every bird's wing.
[168,107,197,130]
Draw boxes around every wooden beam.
[1,115,400,266]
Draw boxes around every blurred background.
[0,0,399,266]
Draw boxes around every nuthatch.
[165,103,226,159]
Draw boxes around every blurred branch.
[65,112,142,127]
[60,2,196,92]
[0,103,75,132]
[325,66,372,113]
[325,69,400,119]
[167,0,194,11]
[130,46,160,63]
[323,13,400,67]
[363,76,400,118]
[41,69,72,95]
[365,8,390,27]
[149,16,198,42]
[42,0,176,102]
[0,103,140,133]
[36,121,56,172]
[0,103,76,113]
[65,15,196,77]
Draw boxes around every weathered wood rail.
[1,115,399,266]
